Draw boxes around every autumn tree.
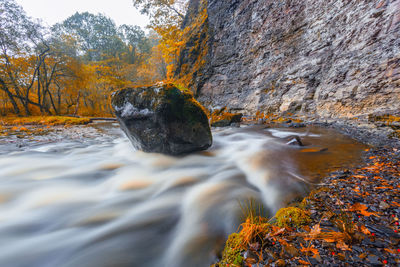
[0,0,46,114]
[132,0,188,79]
[0,1,167,117]
[132,0,187,25]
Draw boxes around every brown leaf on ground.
[353,175,367,179]
[268,227,285,237]
[358,224,371,235]
[298,259,311,265]
[336,241,351,251]
[300,244,320,258]
[348,203,379,217]
[391,202,400,207]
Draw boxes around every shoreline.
[214,118,400,266]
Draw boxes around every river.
[0,122,367,267]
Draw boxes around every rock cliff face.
[179,0,400,119]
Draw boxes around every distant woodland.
[0,0,188,116]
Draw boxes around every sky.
[16,0,150,29]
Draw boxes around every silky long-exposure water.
[0,122,367,267]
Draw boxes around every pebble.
[379,201,390,210]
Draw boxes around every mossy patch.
[274,207,312,228]
[218,233,244,267]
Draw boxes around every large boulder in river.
[111,84,212,155]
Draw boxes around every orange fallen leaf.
[353,188,360,193]
[269,228,285,237]
[375,186,392,190]
[359,225,371,235]
[359,253,367,259]
[298,259,311,265]
[348,203,379,217]
[391,202,400,207]
[353,175,367,179]
[384,248,399,254]
[300,244,320,257]
[300,148,325,153]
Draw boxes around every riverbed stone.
[111,84,212,155]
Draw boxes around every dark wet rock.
[288,122,306,128]
[286,135,304,146]
[111,84,212,155]
[367,255,382,266]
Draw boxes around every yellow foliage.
[174,0,209,91]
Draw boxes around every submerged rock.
[112,84,212,155]
[286,135,304,146]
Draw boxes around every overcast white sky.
[16,0,150,29]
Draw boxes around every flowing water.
[0,122,367,267]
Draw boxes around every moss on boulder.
[111,84,212,155]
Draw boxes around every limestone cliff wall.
[179,0,400,119]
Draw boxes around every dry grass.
[0,116,91,126]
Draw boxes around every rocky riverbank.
[213,116,400,266]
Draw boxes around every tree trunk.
[0,78,20,115]
[73,91,81,116]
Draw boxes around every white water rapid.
[0,122,366,267]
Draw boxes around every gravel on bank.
[214,118,400,267]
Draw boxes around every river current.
[0,122,366,267]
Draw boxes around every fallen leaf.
[336,241,351,251]
[353,175,367,179]
[359,253,367,259]
[300,244,320,258]
[392,202,400,207]
[298,259,311,265]
[359,225,371,235]
[384,248,398,254]
[270,228,285,237]
[375,186,392,190]
[348,203,379,217]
